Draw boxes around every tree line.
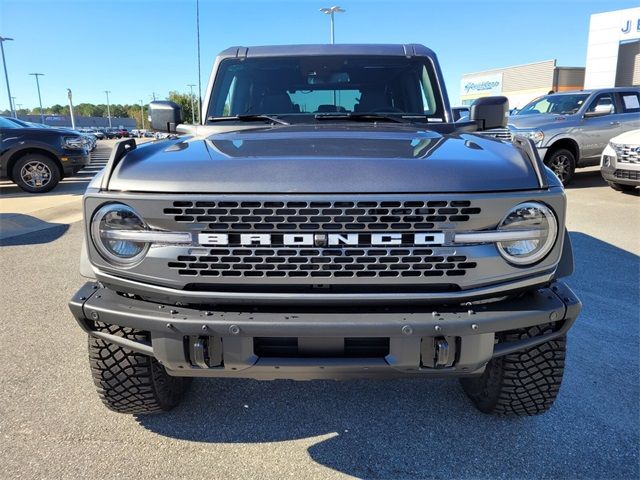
[1,91,199,128]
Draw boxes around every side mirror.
[584,104,613,118]
[470,96,508,130]
[149,101,182,132]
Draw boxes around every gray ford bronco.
[69,44,581,416]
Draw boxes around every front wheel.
[88,323,191,414]
[545,149,576,186]
[12,153,61,193]
[460,323,566,416]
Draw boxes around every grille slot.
[254,337,390,358]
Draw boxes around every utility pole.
[29,73,45,124]
[320,6,345,44]
[187,84,196,124]
[104,90,112,128]
[67,89,76,129]
[11,96,16,117]
[0,36,15,118]
[139,100,145,129]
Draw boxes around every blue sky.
[0,0,637,110]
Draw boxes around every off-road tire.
[545,148,576,186]
[12,153,61,193]
[88,323,191,414]
[460,323,566,416]
[607,181,636,193]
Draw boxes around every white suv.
[601,129,640,193]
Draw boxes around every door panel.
[578,93,622,161]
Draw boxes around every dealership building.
[459,6,640,109]
[459,60,585,109]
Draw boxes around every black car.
[0,116,90,193]
[104,128,120,139]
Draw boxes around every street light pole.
[187,84,196,124]
[139,100,145,130]
[104,90,112,128]
[0,36,15,118]
[67,89,76,129]
[29,73,45,124]
[319,6,345,44]
[196,0,202,125]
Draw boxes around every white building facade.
[584,7,640,88]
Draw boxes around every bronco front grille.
[163,200,481,232]
[612,143,640,164]
[168,247,477,279]
[163,199,481,280]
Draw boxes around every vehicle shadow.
[135,232,639,479]
[566,167,607,189]
[0,175,92,198]
[0,214,69,246]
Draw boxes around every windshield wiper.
[206,114,289,125]
[314,113,407,123]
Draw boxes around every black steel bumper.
[69,281,581,380]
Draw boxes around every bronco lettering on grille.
[197,232,446,247]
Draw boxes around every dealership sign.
[461,73,503,96]
[621,17,640,36]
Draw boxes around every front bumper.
[60,151,90,174]
[69,280,581,380]
[601,164,640,186]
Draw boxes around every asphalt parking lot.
[0,143,638,479]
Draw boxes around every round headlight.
[496,202,558,265]
[91,203,149,265]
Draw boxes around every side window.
[420,66,436,114]
[222,76,237,116]
[586,93,616,115]
[619,92,640,114]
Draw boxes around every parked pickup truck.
[69,44,581,417]
[507,88,640,185]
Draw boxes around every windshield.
[516,94,589,115]
[207,55,445,122]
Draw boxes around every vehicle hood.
[108,125,541,193]
[508,113,575,130]
[610,129,640,145]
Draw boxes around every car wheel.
[460,323,566,416]
[12,153,61,193]
[607,181,636,193]
[545,149,576,186]
[88,322,191,414]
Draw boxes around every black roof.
[217,44,437,59]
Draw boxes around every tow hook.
[435,338,450,367]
